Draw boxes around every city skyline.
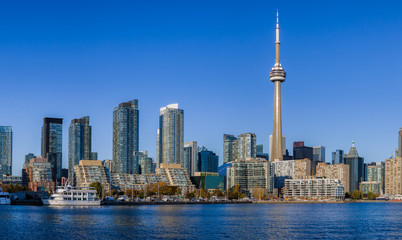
[1,2,402,175]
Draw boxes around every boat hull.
[42,199,100,206]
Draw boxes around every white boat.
[0,187,11,205]
[42,185,101,206]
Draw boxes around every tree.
[345,192,351,199]
[5,183,28,193]
[213,188,225,197]
[367,192,377,200]
[89,182,103,198]
[251,187,265,200]
[351,190,363,200]
[185,191,195,199]
[227,185,241,200]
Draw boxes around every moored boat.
[42,185,100,206]
[0,187,11,205]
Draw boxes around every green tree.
[89,182,103,198]
[213,188,224,197]
[367,192,377,200]
[185,191,195,199]
[351,190,363,200]
[345,192,351,199]
[6,184,15,193]
[227,185,241,200]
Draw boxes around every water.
[0,203,401,239]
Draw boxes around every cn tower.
[269,10,286,161]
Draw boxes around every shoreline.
[255,200,401,204]
[9,199,401,206]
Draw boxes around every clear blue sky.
[1,1,401,175]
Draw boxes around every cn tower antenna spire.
[276,9,279,42]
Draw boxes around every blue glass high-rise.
[112,100,139,174]
[69,116,96,185]
[0,126,12,176]
[42,118,63,184]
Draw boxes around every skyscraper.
[269,10,286,161]
[25,153,36,164]
[197,146,219,173]
[256,144,264,154]
[332,149,344,165]
[313,146,325,162]
[68,116,96,185]
[293,141,313,160]
[136,151,153,174]
[112,100,139,174]
[0,126,12,175]
[398,128,402,158]
[42,118,63,184]
[157,103,184,165]
[224,133,257,162]
[343,142,364,193]
[183,141,198,176]
[223,134,237,163]
[237,133,257,160]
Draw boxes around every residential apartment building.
[22,157,55,192]
[316,162,350,193]
[385,157,402,195]
[155,163,195,193]
[41,118,63,184]
[157,104,184,166]
[112,100,139,174]
[284,178,345,200]
[223,133,257,163]
[69,116,97,185]
[226,158,273,194]
[136,151,154,174]
[0,126,12,176]
[73,160,111,191]
[110,173,166,191]
[293,158,312,179]
[183,141,198,176]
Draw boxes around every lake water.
[0,203,401,239]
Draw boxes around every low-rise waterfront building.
[284,178,345,200]
[191,172,224,192]
[73,160,111,191]
[316,162,350,193]
[360,181,381,195]
[0,175,22,185]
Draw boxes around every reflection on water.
[0,203,401,239]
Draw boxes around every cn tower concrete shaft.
[269,10,286,161]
